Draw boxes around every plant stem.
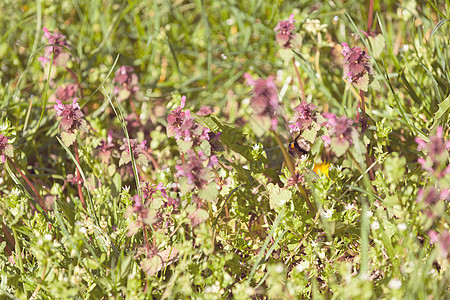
[292,58,306,102]
[359,89,367,132]
[73,142,86,210]
[12,228,24,273]
[66,67,84,98]
[8,158,47,213]
[1,221,15,253]
[367,0,374,35]
[272,131,295,177]
[272,131,314,212]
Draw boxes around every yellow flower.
[313,162,330,178]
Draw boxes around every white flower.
[333,15,339,22]
[366,210,373,218]
[321,208,334,219]
[274,264,284,273]
[345,203,356,210]
[44,234,53,241]
[371,221,380,230]
[252,143,262,151]
[10,187,21,197]
[0,122,9,131]
[388,279,402,289]
[397,223,407,231]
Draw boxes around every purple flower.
[428,230,450,258]
[289,101,318,133]
[167,96,213,148]
[119,138,148,167]
[113,66,139,101]
[243,73,279,130]
[96,131,115,164]
[167,96,187,138]
[415,127,450,178]
[341,42,374,91]
[274,14,298,49]
[38,27,70,67]
[322,113,356,146]
[0,134,13,164]
[417,187,450,205]
[54,98,86,133]
[175,150,210,189]
[55,84,78,101]
[196,106,214,116]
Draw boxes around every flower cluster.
[0,134,13,163]
[322,113,358,157]
[243,73,279,130]
[175,150,217,190]
[55,84,79,101]
[38,27,70,67]
[417,187,449,206]
[415,127,450,178]
[167,96,215,149]
[167,96,220,208]
[322,113,356,145]
[341,43,374,91]
[274,14,299,49]
[428,230,450,259]
[96,131,115,164]
[119,138,148,168]
[113,66,140,102]
[127,181,179,237]
[289,101,318,133]
[54,98,87,134]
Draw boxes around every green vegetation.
[0,0,449,298]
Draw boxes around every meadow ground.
[0,0,449,298]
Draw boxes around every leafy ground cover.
[0,0,449,298]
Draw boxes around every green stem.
[272,131,314,212]
[8,158,47,213]
[73,142,86,210]
[292,57,306,102]
[12,228,24,273]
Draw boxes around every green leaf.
[179,177,193,194]
[354,73,369,92]
[141,256,162,277]
[301,128,317,143]
[279,48,294,64]
[194,114,260,163]
[368,34,385,59]
[176,139,194,154]
[248,115,271,138]
[431,95,450,132]
[199,139,211,157]
[4,144,13,158]
[268,183,292,211]
[199,181,218,203]
[330,137,349,157]
[119,151,131,166]
[61,131,76,147]
[136,153,148,168]
[430,19,448,38]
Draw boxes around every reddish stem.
[66,67,84,98]
[8,158,47,213]
[359,90,368,132]
[73,142,86,210]
[1,221,15,253]
[367,0,374,35]
[143,149,160,170]
[292,58,306,102]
